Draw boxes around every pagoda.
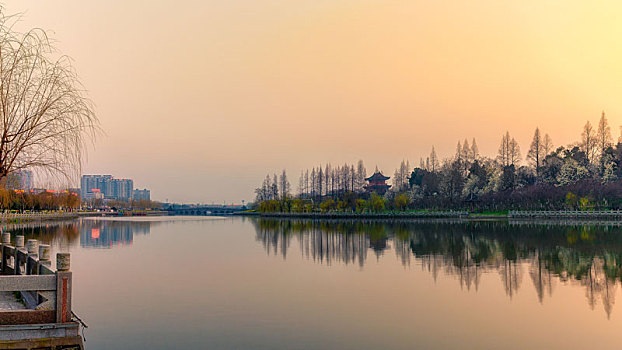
[364,169,391,195]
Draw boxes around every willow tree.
[0,11,98,183]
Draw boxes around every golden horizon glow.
[6,0,622,201]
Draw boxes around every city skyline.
[5,1,622,203]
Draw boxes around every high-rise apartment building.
[81,175,113,199]
[112,178,134,201]
[133,189,151,201]
[81,175,136,201]
[6,170,34,191]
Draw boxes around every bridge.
[165,204,247,216]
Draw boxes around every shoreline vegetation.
[240,209,622,220]
[253,113,622,215]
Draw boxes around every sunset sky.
[6,0,622,203]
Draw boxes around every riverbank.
[0,211,91,223]
[239,209,622,220]
[0,210,169,223]
[240,211,471,219]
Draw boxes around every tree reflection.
[529,252,554,303]
[252,218,622,316]
[7,220,80,248]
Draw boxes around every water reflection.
[80,219,150,248]
[5,220,81,248]
[4,218,152,249]
[252,218,622,317]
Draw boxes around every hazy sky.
[6,1,622,203]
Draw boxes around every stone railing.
[0,232,73,325]
[509,210,622,218]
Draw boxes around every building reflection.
[3,219,153,249]
[252,218,622,317]
[79,219,151,248]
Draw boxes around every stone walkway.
[0,291,25,310]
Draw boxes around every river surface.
[13,216,622,349]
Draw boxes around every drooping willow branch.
[0,8,98,184]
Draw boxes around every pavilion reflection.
[252,218,622,317]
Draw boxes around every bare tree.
[355,160,366,192]
[471,138,479,161]
[542,133,553,156]
[497,131,511,166]
[254,174,271,202]
[596,111,612,161]
[509,138,521,166]
[461,139,471,174]
[498,131,521,166]
[310,168,316,198]
[298,171,304,196]
[455,141,462,161]
[324,164,331,196]
[350,164,355,192]
[271,174,279,200]
[330,165,336,195]
[317,166,323,198]
[393,160,410,192]
[527,127,544,178]
[462,139,470,161]
[0,11,98,183]
[429,146,439,172]
[581,121,598,164]
[279,169,290,200]
[341,163,349,192]
[304,170,309,197]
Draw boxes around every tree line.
[408,112,622,210]
[0,189,81,211]
[255,161,368,202]
[255,112,622,212]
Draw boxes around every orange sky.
[6,0,622,202]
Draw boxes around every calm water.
[13,216,622,349]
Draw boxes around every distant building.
[133,189,150,201]
[364,171,391,195]
[81,175,113,199]
[112,178,133,201]
[81,175,134,201]
[6,170,34,191]
[91,189,104,200]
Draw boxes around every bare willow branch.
[0,7,99,185]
